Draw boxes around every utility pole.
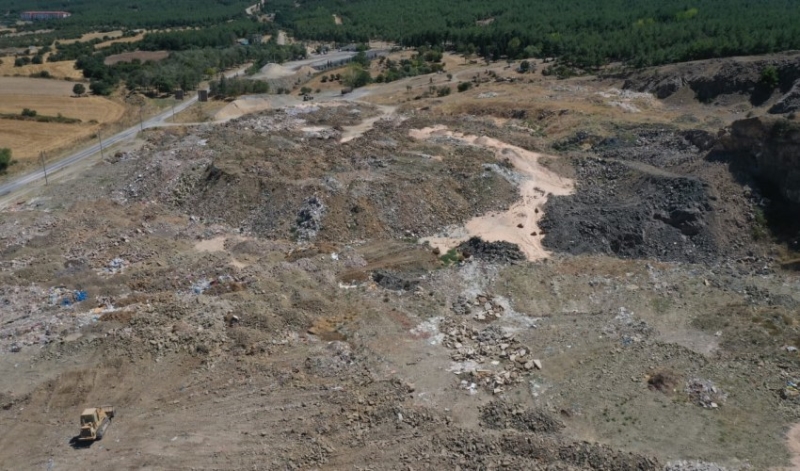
[98,131,105,160]
[139,105,144,132]
[172,100,176,122]
[40,152,48,185]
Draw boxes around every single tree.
[0,148,12,173]
[761,66,780,89]
[73,83,86,96]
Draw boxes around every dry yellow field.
[58,30,124,46]
[0,55,84,80]
[0,77,76,96]
[0,78,126,161]
[104,50,169,65]
[0,95,124,122]
[96,32,146,49]
[0,120,96,161]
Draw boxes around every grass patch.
[751,207,768,241]
[0,112,81,124]
[439,248,461,266]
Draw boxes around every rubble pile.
[685,378,728,408]
[479,400,564,433]
[457,237,526,263]
[0,285,99,353]
[441,320,541,394]
[372,270,419,291]
[450,293,506,321]
[295,196,326,241]
[230,113,307,135]
[602,307,655,344]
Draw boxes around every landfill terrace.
[1,55,800,471]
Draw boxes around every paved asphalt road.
[0,94,199,197]
[1,0,387,199]
[0,50,388,198]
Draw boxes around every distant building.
[20,11,71,21]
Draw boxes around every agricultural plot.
[0,78,125,162]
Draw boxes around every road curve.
[0,62,258,197]
[0,94,198,197]
[0,50,388,198]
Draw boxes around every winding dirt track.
[410,125,574,260]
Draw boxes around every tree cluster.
[0,148,11,174]
[73,41,304,96]
[268,0,800,68]
[210,76,269,98]
[374,47,445,83]
[2,0,255,35]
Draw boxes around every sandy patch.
[410,125,574,260]
[784,422,800,470]
[258,63,294,79]
[339,105,396,143]
[276,31,288,46]
[194,236,227,253]
[194,235,250,268]
[214,97,277,121]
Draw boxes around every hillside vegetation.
[0,0,257,48]
[1,0,254,30]
[271,0,800,67]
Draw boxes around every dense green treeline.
[269,0,800,67]
[136,21,270,51]
[0,0,256,48]
[1,0,254,30]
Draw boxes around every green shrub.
[0,148,11,173]
[761,66,779,88]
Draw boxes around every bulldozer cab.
[81,409,98,425]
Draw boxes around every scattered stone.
[685,378,727,408]
[480,400,564,433]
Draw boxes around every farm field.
[0,77,125,162]
[95,31,146,49]
[104,50,169,65]
[57,30,125,46]
[0,56,83,79]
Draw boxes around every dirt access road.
[2,51,800,470]
[0,62,261,202]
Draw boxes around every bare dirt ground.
[1,52,799,471]
[104,51,169,66]
[58,30,125,46]
[172,101,228,123]
[0,77,76,96]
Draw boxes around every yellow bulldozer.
[78,406,115,442]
